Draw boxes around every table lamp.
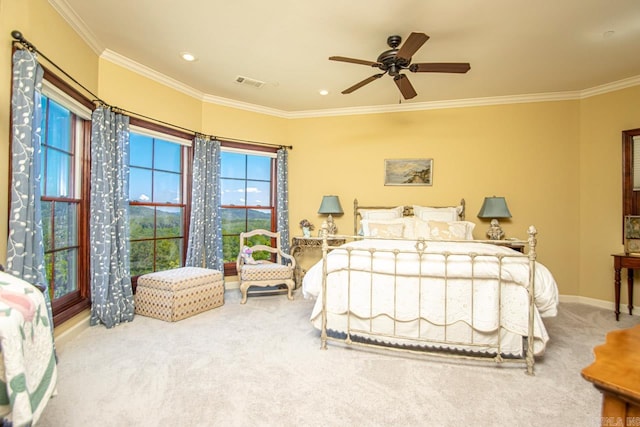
[477,196,512,240]
[318,195,343,235]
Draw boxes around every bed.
[0,271,57,426]
[302,199,559,374]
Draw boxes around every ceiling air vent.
[235,75,265,88]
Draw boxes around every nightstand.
[291,236,346,288]
[492,240,525,253]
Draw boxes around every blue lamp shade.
[318,195,344,215]
[477,196,512,219]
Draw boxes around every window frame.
[39,69,94,326]
[220,141,279,277]
[128,118,192,289]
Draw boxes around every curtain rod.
[10,30,292,150]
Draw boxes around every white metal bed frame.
[318,200,539,375]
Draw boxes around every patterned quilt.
[0,272,57,426]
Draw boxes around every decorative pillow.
[399,216,417,239]
[361,217,415,239]
[414,217,431,239]
[413,205,463,222]
[427,220,476,240]
[359,206,404,221]
[361,220,404,238]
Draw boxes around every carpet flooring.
[37,291,639,427]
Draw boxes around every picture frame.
[384,158,433,186]
[624,215,640,254]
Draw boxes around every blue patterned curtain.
[89,107,135,328]
[6,49,54,329]
[185,136,223,271]
[276,148,290,254]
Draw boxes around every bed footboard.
[318,226,540,375]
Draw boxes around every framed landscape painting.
[384,158,433,186]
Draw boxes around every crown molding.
[100,49,204,100]
[49,0,640,119]
[200,94,290,118]
[287,91,583,118]
[100,48,640,119]
[48,0,104,55]
[580,75,640,99]
[100,50,289,118]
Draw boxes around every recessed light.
[180,52,197,62]
[319,89,329,96]
[603,30,615,39]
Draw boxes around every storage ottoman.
[135,267,224,322]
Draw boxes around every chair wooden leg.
[286,280,294,300]
[240,282,249,304]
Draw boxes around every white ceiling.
[51,0,640,115]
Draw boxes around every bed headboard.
[353,198,466,235]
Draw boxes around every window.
[129,131,187,278]
[220,148,277,274]
[38,72,93,325]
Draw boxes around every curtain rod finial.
[11,30,23,41]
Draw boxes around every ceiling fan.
[329,32,470,100]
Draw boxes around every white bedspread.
[303,239,559,355]
[0,272,57,426]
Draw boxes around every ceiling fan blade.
[394,74,417,99]
[410,62,471,73]
[342,73,385,94]
[329,56,380,67]
[396,32,429,61]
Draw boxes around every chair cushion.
[240,262,292,281]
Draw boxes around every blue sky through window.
[129,133,181,204]
[221,151,271,206]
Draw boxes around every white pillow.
[414,217,431,239]
[427,220,476,240]
[361,220,405,238]
[399,216,417,239]
[359,206,404,221]
[360,217,414,239]
[413,205,463,222]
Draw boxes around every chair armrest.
[279,251,296,269]
[236,254,244,273]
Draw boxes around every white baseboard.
[54,312,91,347]
[558,294,638,316]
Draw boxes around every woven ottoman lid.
[138,267,222,291]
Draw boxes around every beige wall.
[98,59,202,132]
[287,102,581,296]
[1,0,639,310]
[201,103,288,144]
[579,86,640,306]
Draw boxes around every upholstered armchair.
[236,229,296,304]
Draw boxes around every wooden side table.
[291,236,346,288]
[492,240,525,253]
[611,254,638,320]
[581,325,640,426]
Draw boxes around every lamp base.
[486,218,505,240]
[325,214,338,235]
